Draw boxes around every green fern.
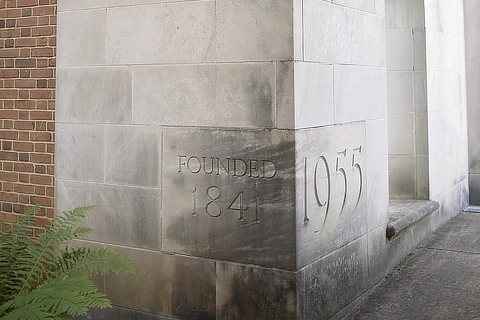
[0,205,134,319]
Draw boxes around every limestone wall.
[464,0,480,205]
[424,0,469,228]
[56,0,469,319]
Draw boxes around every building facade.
[2,0,480,319]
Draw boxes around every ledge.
[386,200,439,240]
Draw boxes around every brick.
[0,151,17,161]
[16,37,36,47]
[2,181,13,190]
[2,203,13,212]
[37,79,47,88]
[0,48,18,57]
[35,143,45,152]
[30,68,51,78]
[34,185,45,195]
[0,69,19,77]
[13,141,34,151]
[31,195,51,207]
[19,172,29,181]
[0,89,17,99]
[2,162,13,171]
[15,100,35,109]
[13,204,27,214]
[15,78,36,88]
[19,110,29,119]
[0,109,18,119]
[4,39,13,47]
[14,121,35,130]
[18,0,39,8]
[22,7,32,16]
[30,174,51,185]
[0,191,18,202]
[15,58,35,68]
[2,141,12,150]
[32,47,53,57]
[20,28,31,37]
[30,110,52,119]
[31,132,51,141]
[1,9,21,18]
[30,153,51,164]
[32,26,53,36]
[33,6,54,16]
[19,69,30,77]
[34,164,45,174]
[0,130,17,139]
[15,183,34,193]
[0,171,18,182]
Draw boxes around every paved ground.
[344,211,480,320]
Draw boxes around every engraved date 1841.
[191,186,260,223]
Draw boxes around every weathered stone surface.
[216,0,293,62]
[106,2,215,65]
[55,124,105,182]
[104,126,161,187]
[301,236,369,320]
[56,180,161,250]
[217,262,297,320]
[57,10,106,66]
[56,67,132,124]
[132,63,275,128]
[295,122,367,268]
[104,246,216,319]
[162,127,296,269]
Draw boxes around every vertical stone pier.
[56,1,390,319]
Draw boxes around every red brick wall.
[0,0,56,230]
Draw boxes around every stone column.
[56,1,388,319]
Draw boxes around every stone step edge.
[386,200,440,240]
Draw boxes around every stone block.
[304,0,364,64]
[388,112,414,155]
[414,71,427,113]
[416,155,430,199]
[363,13,386,68]
[132,63,275,128]
[55,124,105,182]
[106,2,215,64]
[388,155,415,199]
[387,71,414,114]
[385,0,425,29]
[59,0,196,11]
[295,123,367,267]
[334,65,384,123]
[301,236,369,320]
[366,118,388,176]
[464,0,480,40]
[386,29,412,71]
[104,246,216,318]
[276,61,295,129]
[367,170,389,231]
[216,0,293,62]
[57,10,106,66]
[56,180,161,250]
[56,67,132,124]
[413,29,427,71]
[333,0,375,13]
[104,126,161,187]
[469,174,480,205]
[162,127,296,269]
[216,262,297,320]
[293,62,334,128]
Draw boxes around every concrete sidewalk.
[343,211,480,320]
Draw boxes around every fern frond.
[0,205,134,318]
[58,247,134,276]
